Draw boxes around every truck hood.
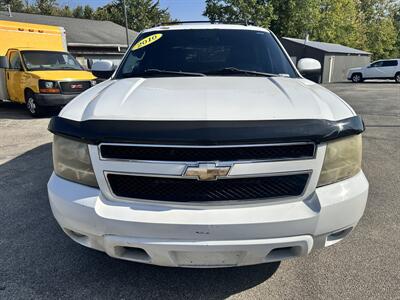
[60,77,355,122]
[28,70,95,81]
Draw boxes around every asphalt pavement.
[0,82,399,299]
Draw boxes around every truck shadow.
[0,143,280,299]
[0,101,59,119]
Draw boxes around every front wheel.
[351,73,363,83]
[395,73,400,83]
[25,91,45,117]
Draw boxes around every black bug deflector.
[48,116,365,145]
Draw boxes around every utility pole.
[123,0,129,47]
[8,4,12,17]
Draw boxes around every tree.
[1,0,24,12]
[394,4,400,57]
[36,0,57,15]
[94,0,172,32]
[72,5,84,18]
[83,5,94,19]
[203,0,275,28]
[270,0,320,38]
[93,3,120,22]
[203,0,399,59]
[23,2,39,13]
[360,0,398,59]
[58,5,72,17]
[313,0,366,49]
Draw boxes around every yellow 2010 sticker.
[132,33,163,50]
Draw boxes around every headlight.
[317,134,362,187]
[90,80,97,86]
[53,135,98,187]
[39,80,60,93]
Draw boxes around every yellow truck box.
[0,20,96,116]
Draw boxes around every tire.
[25,90,45,117]
[351,73,363,83]
[395,73,400,83]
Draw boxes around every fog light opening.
[114,246,150,262]
[64,228,89,245]
[266,246,303,261]
[326,227,353,246]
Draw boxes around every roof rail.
[154,20,256,27]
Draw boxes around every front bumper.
[34,93,77,106]
[48,171,368,267]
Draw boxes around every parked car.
[0,20,96,116]
[347,59,400,83]
[48,23,368,268]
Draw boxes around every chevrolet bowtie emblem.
[184,163,231,181]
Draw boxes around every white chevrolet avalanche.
[47,24,369,268]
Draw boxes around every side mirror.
[297,58,321,74]
[91,60,116,79]
[0,56,9,69]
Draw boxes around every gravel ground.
[0,82,399,299]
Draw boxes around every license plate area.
[171,250,245,267]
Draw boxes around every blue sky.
[159,0,207,20]
[56,0,208,21]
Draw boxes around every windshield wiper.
[58,66,81,70]
[205,67,280,77]
[142,69,206,77]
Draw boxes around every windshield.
[21,51,83,71]
[116,29,298,78]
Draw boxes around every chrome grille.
[59,81,91,94]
